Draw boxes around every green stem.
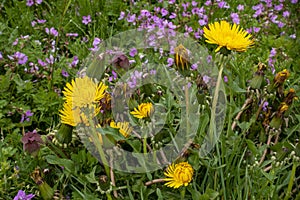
[185,78,190,143]
[88,118,113,200]
[180,187,186,200]
[87,114,110,179]
[210,60,226,199]
[284,161,296,200]
[209,62,224,146]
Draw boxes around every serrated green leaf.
[85,166,98,184]
[45,155,75,172]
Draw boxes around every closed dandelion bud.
[174,44,189,71]
[31,168,54,200]
[56,124,73,144]
[270,102,289,129]
[250,63,266,89]
[39,181,55,200]
[270,116,282,129]
[99,175,110,191]
[250,75,264,89]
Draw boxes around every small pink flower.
[82,15,92,25]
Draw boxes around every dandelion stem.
[209,59,224,147]
[108,150,118,198]
[284,162,297,200]
[144,178,165,186]
[185,77,190,145]
[211,58,226,199]
[231,96,253,130]
[87,113,110,179]
[259,133,272,166]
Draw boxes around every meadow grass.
[0,0,299,199]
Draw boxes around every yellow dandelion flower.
[203,21,254,52]
[130,102,153,119]
[110,121,132,138]
[164,162,194,189]
[62,76,108,108]
[59,101,100,126]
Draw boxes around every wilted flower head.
[164,162,194,188]
[273,69,290,87]
[130,102,153,119]
[203,21,254,52]
[278,102,289,115]
[21,130,43,154]
[284,88,298,105]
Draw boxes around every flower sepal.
[56,123,73,144]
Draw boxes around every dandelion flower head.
[59,101,101,126]
[203,20,254,52]
[59,76,107,126]
[130,102,153,119]
[62,76,108,108]
[164,162,194,188]
[110,121,132,138]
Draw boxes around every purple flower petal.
[62,69,69,77]
[82,15,92,25]
[129,48,137,57]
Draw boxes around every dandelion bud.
[269,102,289,129]
[56,123,73,144]
[174,44,189,71]
[31,168,54,200]
[99,175,110,191]
[39,181,55,200]
[249,63,267,89]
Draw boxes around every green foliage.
[0,0,299,199]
